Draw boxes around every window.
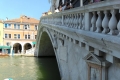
[4,34,11,38]
[25,35,27,39]
[4,24,11,28]
[5,24,7,28]
[18,24,20,29]
[14,34,17,39]
[35,35,37,39]
[25,35,30,39]
[24,25,29,30]
[8,24,11,27]
[5,34,7,38]
[14,24,20,29]
[9,34,11,38]
[14,34,20,39]
[14,24,16,29]
[35,25,38,30]
[28,35,30,39]
[18,34,20,39]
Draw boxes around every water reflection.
[0,56,61,80]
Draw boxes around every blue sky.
[0,0,50,20]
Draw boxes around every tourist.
[59,5,62,11]
[55,7,59,13]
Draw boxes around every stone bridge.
[35,0,120,80]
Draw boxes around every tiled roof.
[4,15,39,24]
[0,20,3,23]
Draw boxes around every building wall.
[0,22,3,45]
[3,23,38,46]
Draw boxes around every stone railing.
[41,0,120,36]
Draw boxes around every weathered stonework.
[35,0,120,80]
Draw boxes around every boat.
[0,53,9,57]
[4,78,13,80]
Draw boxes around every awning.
[32,42,36,45]
[0,46,11,49]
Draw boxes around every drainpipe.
[80,0,83,7]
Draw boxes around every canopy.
[32,42,36,45]
[0,46,11,49]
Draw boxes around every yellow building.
[3,15,39,54]
[0,20,3,46]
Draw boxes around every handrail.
[41,0,120,36]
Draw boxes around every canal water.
[0,56,61,80]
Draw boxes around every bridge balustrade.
[41,0,120,36]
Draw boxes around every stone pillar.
[80,0,83,7]
[10,47,13,54]
[22,45,24,54]
[85,12,91,31]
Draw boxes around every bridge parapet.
[41,0,120,36]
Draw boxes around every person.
[59,5,62,11]
[62,1,68,11]
[55,7,59,13]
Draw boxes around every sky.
[0,0,51,20]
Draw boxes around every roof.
[4,15,39,24]
[0,20,3,23]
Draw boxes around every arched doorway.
[24,43,32,53]
[13,43,22,53]
[38,32,61,79]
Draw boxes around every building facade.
[3,15,39,54]
[0,20,3,46]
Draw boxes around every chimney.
[6,17,8,20]
[20,16,23,23]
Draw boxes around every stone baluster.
[82,13,85,30]
[65,15,67,27]
[78,13,83,29]
[66,15,69,27]
[57,17,59,25]
[75,14,78,29]
[117,9,120,36]
[62,15,65,26]
[60,16,62,26]
[108,9,117,35]
[71,14,74,28]
[69,14,72,28]
[73,14,76,28]
[64,15,66,26]
[67,14,70,27]
[76,13,79,29]
[95,11,102,33]
[74,14,78,29]
[56,17,58,25]
[91,12,97,31]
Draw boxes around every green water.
[0,56,61,80]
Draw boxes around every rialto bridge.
[35,0,120,80]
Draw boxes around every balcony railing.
[41,0,120,36]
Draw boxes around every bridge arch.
[13,43,22,53]
[37,27,56,56]
[36,26,61,79]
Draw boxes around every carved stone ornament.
[84,52,111,80]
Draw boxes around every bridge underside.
[38,32,55,56]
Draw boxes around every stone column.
[22,45,24,54]
[80,0,83,7]
[85,12,91,31]
[10,47,13,54]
